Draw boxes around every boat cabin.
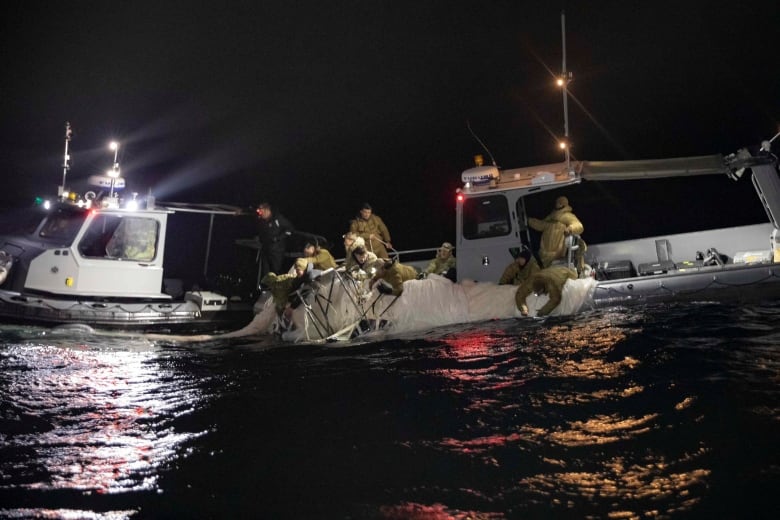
[11,202,171,299]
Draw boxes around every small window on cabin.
[78,215,159,261]
[462,195,511,239]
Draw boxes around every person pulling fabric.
[302,241,337,270]
[514,265,577,317]
[373,258,417,296]
[498,246,540,286]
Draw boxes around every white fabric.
[379,274,471,331]
[223,272,597,342]
[460,279,524,321]
[523,277,597,317]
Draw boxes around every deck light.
[126,193,139,211]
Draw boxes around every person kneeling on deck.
[499,246,540,286]
[372,258,418,296]
[261,258,311,323]
[528,196,584,268]
[515,266,577,317]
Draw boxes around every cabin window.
[38,207,85,242]
[462,195,511,239]
[78,215,159,261]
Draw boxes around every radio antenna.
[60,122,72,199]
[467,120,498,167]
[559,11,573,172]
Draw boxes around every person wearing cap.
[256,202,295,278]
[347,245,380,279]
[514,265,578,317]
[423,242,457,281]
[499,246,541,285]
[349,203,393,259]
[342,232,366,269]
[302,241,337,270]
[527,195,584,268]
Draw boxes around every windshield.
[38,207,87,242]
[0,205,50,236]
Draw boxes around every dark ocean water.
[0,301,778,520]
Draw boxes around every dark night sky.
[1,1,778,253]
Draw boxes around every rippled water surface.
[1,302,778,519]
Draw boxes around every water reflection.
[408,312,710,517]
[0,341,205,496]
[518,455,710,518]
[378,501,505,519]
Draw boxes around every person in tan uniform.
[261,258,309,315]
[348,245,380,277]
[423,242,457,281]
[514,265,577,317]
[499,247,541,286]
[302,241,337,270]
[342,232,366,269]
[373,258,417,296]
[528,196,584,268]
[349,203,393,259]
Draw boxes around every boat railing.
[334,247,442,272]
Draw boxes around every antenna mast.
[560,11,572,172]
[60,122,72,198]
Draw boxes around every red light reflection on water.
[440,432,523,454]
[437,330,517,359]
[433,330,521,390]
[378,501,505,519]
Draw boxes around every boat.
[0,123,256,333]
[454,138,780,310]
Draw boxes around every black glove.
[376,281,394,295]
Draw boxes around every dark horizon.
[1,1,777,252]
